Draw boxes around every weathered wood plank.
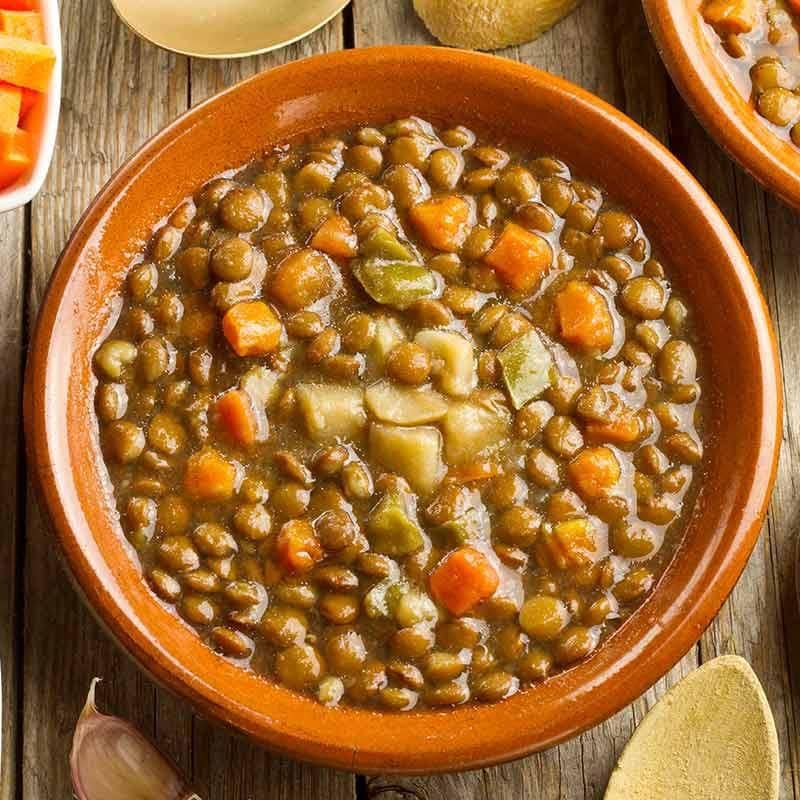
[354,2,698,798]
[185,17,357,800]
[666,97,800,799]
[23,2,190,798]
[0,207,25,800]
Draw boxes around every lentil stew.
[93,116,705,712]
[701,0,800,146]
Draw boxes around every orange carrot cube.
[584,411,642,446]
[554,280,615,351]
[485,222,553,293]
[0,33,55,91]
[409,195,472,252]
[222,300,282,357]
[275,519,323,574]
[183,448,237,502]
[310,214,357,258]
[214,390,257,447]
[567,446,621,500]
[0,10,43,42]
[429,546,499,616]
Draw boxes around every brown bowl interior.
[24,46,782,774]
[644,0,800,209]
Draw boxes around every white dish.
[0,0,61,213]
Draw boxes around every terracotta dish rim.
[23,46,782,774]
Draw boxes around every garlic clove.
[71,679,199,800]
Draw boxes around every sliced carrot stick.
[584,411,641,446]
[0,10,43,42]
[702,0,756,34]
[0,126,29,188]
[0,1,37,10]
[18,85,34,117]
[0,81,20,130]
[409,195,472,252]
[429,546,499,615]
[222,300,282,357]
[214,390,257,447]
[554,279,614,351]
[567,446,620,500]
[310,214,357,258]
[183,447,237,502]
[275,519,323,574]
[484,222,553,293]
[0,33,55,91]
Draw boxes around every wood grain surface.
[1,1,797,798]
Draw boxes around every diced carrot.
[567,446,620,501]
[702,0,756,33]
[0,33,55,91]
[183,447,237,502]
[0,81,20,130]
[584,411,641,446]
[222,300,282,357]
[18,85,34,117]
[275,519,323,574]
[484,222,553,294]
[554,280,614,351]
[429,546,499,616]
[408,195,472,252]
[310,214,357,258]
[0,1,37,10]
[447,460,504,483]
[0,126,29,188]
[788,0,800,13]
[552,518,599,568]
[0,10,43,42]
[214,390,257,447]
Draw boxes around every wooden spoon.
[605,655,779,800]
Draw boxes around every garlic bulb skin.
[413,0,583,51]
[71,679,199,800]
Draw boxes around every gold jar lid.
[110,0,348,59]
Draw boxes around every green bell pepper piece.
[498,328,553,409]
[359,227,416,262]
[367,489,425,556]
[353,258,439,310]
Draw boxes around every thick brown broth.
[702,0,800,145]
[93,117,705,711]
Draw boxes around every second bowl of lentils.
[25,47,781,772]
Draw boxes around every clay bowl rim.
[24,45,782,775]
[643,0,800,210]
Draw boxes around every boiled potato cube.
[441,393,511,466]
[415,329,477,397]
[369,423,445,496]
[365,380,449,425]
[296,384,367,442]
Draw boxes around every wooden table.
[1,1,798,797]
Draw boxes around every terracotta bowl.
[643,0,800,209]
[24,46,782,774]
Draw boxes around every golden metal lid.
[110,0,349,59]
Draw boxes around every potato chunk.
[369,423,445,496]
[441,393,511,466]
[296,384,367,442]
[369,315,406,370]
[365,380,449,425]
[415,329,477,397]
